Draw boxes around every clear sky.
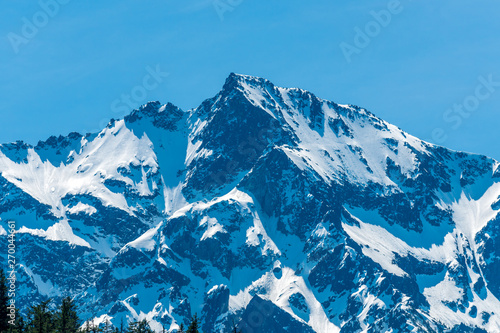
[1,0,500,159]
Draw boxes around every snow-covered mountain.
[1,73,500,332]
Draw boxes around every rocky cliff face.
[1,73,500,332]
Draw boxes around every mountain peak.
[222,72,273,94]
[124,101,184,131]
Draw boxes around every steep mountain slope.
[1,73,500,332]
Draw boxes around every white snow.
[23,265,59,297]
[163,180,187,216]
[269,87,424,188]
[67,202,97,215]
[126,222,162,252]
[0,120,159,219]
[200,216,226,241]
[452,185,500,247]
[352,285,387,332]
[342,210,454,277]
[17,219,91,248]
[229,268,340,333]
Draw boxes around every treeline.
[1,269,241,333]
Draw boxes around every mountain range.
[1,73,500,332]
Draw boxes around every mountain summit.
[1,73,500,332]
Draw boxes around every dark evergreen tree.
[119,318,125,333]
[89,321,102,333]
[81,317,102,333]
[0,268,10,332]
[127,319,153,333]
[7,308,26,333]
[230,320,242,333]
[26,299,54,333]
[83,319,91,333]
[177,323,185,333]
[186,314,201,333]
[54,297,79,333]
[102,319,113,333]
[82,312,103,333]
[107,318,127,333]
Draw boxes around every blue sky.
[1,0,500,159]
